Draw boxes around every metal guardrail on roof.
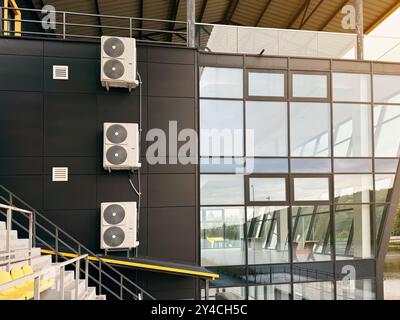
[0,6,189,46]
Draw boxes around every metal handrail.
[0,254,88,300]
[0,184,155,300]
[0,204,33,272]
[0,6,188,46]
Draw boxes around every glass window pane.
[375,205,388,243]
[293,178,330,201]
[200,175,244,205]
[373,75,400,103]
[200,207,245,266]
[200,100,243,157]
[249,178,286,202]
[248,284,291,300]
[290,103,331,157]
[334,159,372,173]
[291,159,331,173]
[293,282,334,300]
[200,67,243,98]
[247,207,289,264]
[333,104,372,157]
[335,205,373,260]
[374,105,400,157]
[292,74,328,98]
[248,72,285,97]
[202,287,246,300]
[334,174,373,203]
[248,264,291,285]
[246,158,288,174]
[375,158,399,173]
[200,158,244,173]
[246,101,288,157]
[292,262,334,282]
[333,73,371,102]
[375,174,395,203]
[291,206,332,262]
[336,279,376,300]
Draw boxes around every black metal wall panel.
[0,92,43,156]
[0,38,198,300]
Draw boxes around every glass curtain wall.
[199,65,400,300]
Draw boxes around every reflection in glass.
[248,264,291,284]
[293,178,330,201]
[292,74,328,98]
[291,206,331,262]
[246,102,288,156]
[246,158,288,174]
[249,178,286,202]
[374,105,400,157]
[200,158,245,173]
[335,205,373,260]
[334,174,373,203]
[202,287,246,300]
[375,174,395,203]
[333,104,372,157]
[200,175,244,205]
[200,67,243,98]
[200,99,243,157]
[332,73,371,102]
[336,279,375,300]
[247,207,289,264]
[375,158,399,173]
[290,103,330,157]
[200,207,245,266]
[373,75,400,103]
[334,159,372,173]
[375,205,388,243]
[248,284,291,300]
[291,159,331,173]
[248,72,285,97]
[292,262,334,282]
[293,282,334,300]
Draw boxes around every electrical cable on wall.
[128,71,143,258]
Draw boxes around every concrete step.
[0,238,29,251]
[1,254,53,272]
[40,270,76,300]
[0,247,41,265]
[0,221,5,230]
[95,295,107,300]
[63,279,87,300]
[0,230,18,240]
[84,287,97,300]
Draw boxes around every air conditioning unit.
[103,122,141,171]
[100,202,139,250]
[101,36,139,92]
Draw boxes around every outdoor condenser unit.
[100,202,139,250]
[103,122,141,171]
[101,36,139,92]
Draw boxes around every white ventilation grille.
[53,65,69,80]
[52,167,68,182]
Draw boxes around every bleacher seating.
[0,221,105,300]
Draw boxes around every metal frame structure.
[0,252,89,300]
[0,184,156,300]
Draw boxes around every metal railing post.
[28,211,33,264]
[34,276,40,300]
[85,257,89,291]
[59,266,65,300]
[204,279,209,300]
[186,0,196,47]
[129,17,132,38]
[6,208,12,272]
[55,228,59,263]
[75,259,80,300]
[120,276,123,299]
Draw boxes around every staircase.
[0,185,155,300]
